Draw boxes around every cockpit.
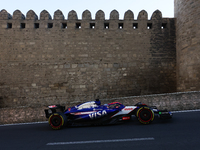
[107,102,125,109]
[76,101,99,110]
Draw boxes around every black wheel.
[48,112,67,130]
[136,107,154,124]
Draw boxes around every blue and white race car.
[44,99,172,130]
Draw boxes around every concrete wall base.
[1,91,200,125]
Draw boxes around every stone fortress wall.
[1,0,200,124]
[175,0,200,92]
[0,9,176,108]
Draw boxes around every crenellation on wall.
[151,10,162,20]
[0,9,12,20]
[137,10,148,20]
[26,10,38,20]
[53,10,64,20]
[68,10,78,20]
[95,10,105,20]
[108,10,119,29]
[40,10,52,20]
[124,10,134,20]
[123,10,134,29]
[109,10,119,20]
[81,10,92,29]
[82,10,92,20]
[137,10,148,30]
[150,10,162,30]
[0,9,174,30]
[13,10,25,20]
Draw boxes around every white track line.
[46,137,155,145]
[171,109,200,113]
[0,121,48,127]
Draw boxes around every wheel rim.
[50,115,62,128]
[138,108,153,123]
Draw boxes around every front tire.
[136,107,154,124]
[48,112,67,130]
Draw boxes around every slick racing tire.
[136,107,154,124]
[48,112,67,130]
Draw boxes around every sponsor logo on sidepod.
[89,110,107,119]
[123,108,134,111]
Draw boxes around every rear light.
[48,105,57,108]
[122,116,130,120]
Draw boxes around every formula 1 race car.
[44,99,172,130]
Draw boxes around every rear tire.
[48,112,67,130]
[136,107,154,124]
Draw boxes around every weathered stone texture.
[175,0,200,92]
[0,9,176,107]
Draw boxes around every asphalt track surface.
[0,110,200,150]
